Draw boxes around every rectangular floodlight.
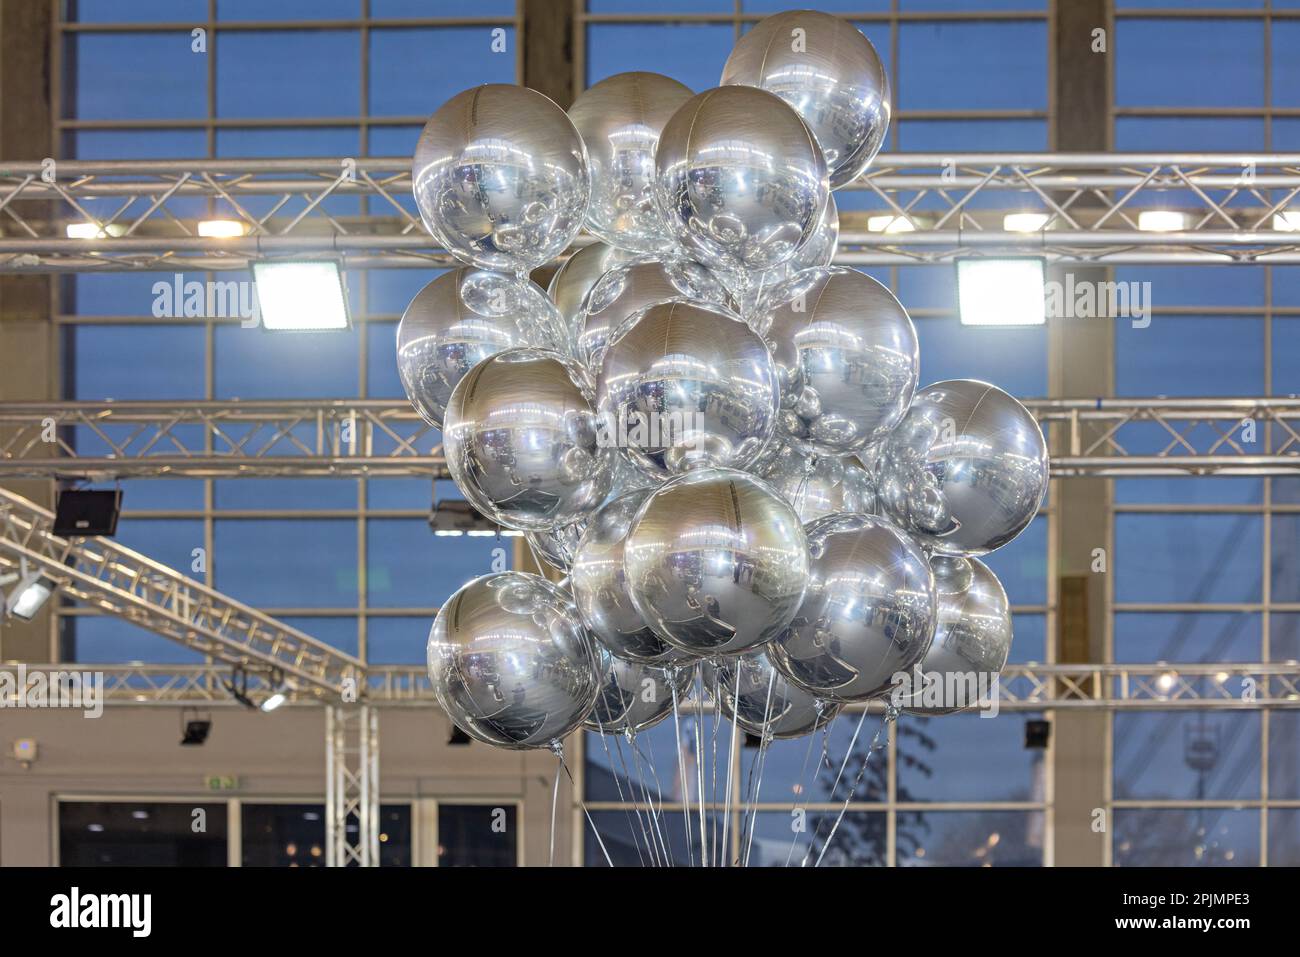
[956,258,1047,327]
[251,261,350,331]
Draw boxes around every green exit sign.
[204,774,239,791]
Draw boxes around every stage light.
[1273,210,1300,232]
[53,488,122,537]
[1024,719,1051,750]
[198,219,246,238]
[1003,212,1050,233]
[429,498,522,537]
[5,571,57,621]
[260,669,289,712]
[867,214,915,233]
[251,261,350,331]
[180,708,212,747]
[1138,210,1188,232]
[956,258,1046,326]
[66,222,127,239]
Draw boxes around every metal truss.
[3,661,1296,711]
[1,396,1298,479]
[326,704,379,868]
[0,487,363,695]
[2,154,1300,271]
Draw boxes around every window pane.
[67,33,206,120]
[1114,712,1260,801]
[749,810,886,867]
[63,615,206,665]
[438,804,517,866]
[1114,808,1260,866]
[241,803,326,866]
[900,810,1044,866]
[1115,514,1262,604]
[215,519,357,608]
[216,31,360,118]
[899,713,1046,803]
[60,801,227,866]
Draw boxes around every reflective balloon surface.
[413,84,590,274]
[874,379,1049,556]
[547,242,628,343]
[770,513,935,703]
[714,650,840,740]
[526,521,586,573]
[739,193,840,317]
[428,572,599,749]
[583,648,691,734]
[572,488,682,663]
[578,255,732,373]
[899,556,1012,716]
[624,468,810,657]
[597,300,778,477]
[654,86,828,276]
[568,72,695,253]
[721,10,891,189]
[756,442,875,523]
[396,267,568,429]
[443,348,613,531]
[757,266,918,454]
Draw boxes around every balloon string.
[633,734,673,866]
[719,686,740,866]
[812,706,897,868]
[693,663,709,866]
[709,660,721,867]
[628,734,669,866]
[592,712,648,867]
[554,742,614,867]
[612,730,660,867]
[738,667,777,866]
[668,675,695,867]
[783,705,833,868]
[549,749,562,867]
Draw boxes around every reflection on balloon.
[568,72,695,253]
[713,649,840,740]
[578,255,732,373]
[413,84,590,275]
[443,348,613,531]
[757,266,918,455]
[527,521,585,573]
[756,441,876,523]
[739,193,840,317]
[396,267,568,429]
[654,85,828,278]
[624,468,809,657]
[721,10,891,189]
[572,488,682,664]
[873,379,1049,556]
[427,572,600,749]
[770,513,935,703]
[899,556,1013,716]
[547,242,629,345]
[597,300,778,478]
[584,647,692,734]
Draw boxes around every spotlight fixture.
[53,488,122,537]
[251,260,350,331]
[866,214,915,233]
[223,664,290,711]
[448,725,472,746]
[4,562,57,622]
[1273,210,1300,232]
[956,257,1047,327]
[66,222,127,239]
[197,219,246,238]
[428,498,522,538]
[260,668,289,712]
[1003,212,1050,233]
[1137,210,1189,232]
[1024,719,1051,750]
[180,708,212,747]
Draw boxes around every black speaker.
[53,489,122,537]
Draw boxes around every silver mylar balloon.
[899,556,1013,716]
[526,521,585,573]
[873,379,1049,556]
[577,255,732,373]
[737,193,840,319]
[756,441,876,523]
[571,488,680,663]
[714,650,840,740]
[597,300,778,477]
[756,266,918,454]
[568,72,695,254]
[624,468,810,657]
[583,648,692,734]
[547,242,631,343]
[443,348,613,531]
[413,84,590,275]
[721,10,891,190]
[396,267,568,429]
[654,85,829,277]
[428,572,600,749]
[769,513,936,703]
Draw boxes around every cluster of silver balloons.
[408,10,1048,753]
